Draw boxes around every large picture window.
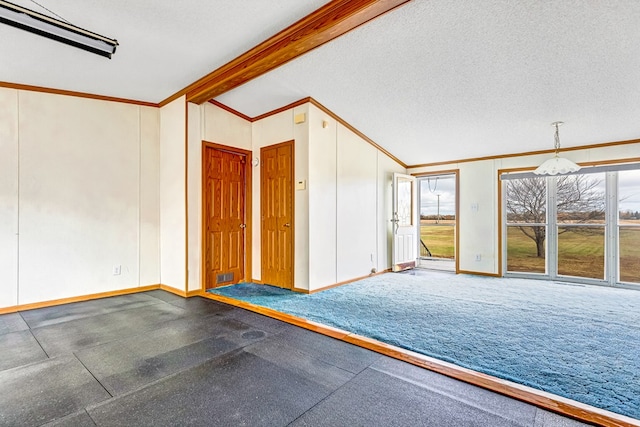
[502,164,640,287]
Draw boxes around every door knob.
[239,224,246,229]
[284,223,290,227]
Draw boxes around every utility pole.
[436,194,441,224]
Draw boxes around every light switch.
[296,180,306,190]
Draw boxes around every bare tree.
[506,175,605,257]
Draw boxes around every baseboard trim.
[202,291,640,427]
[457,270,501,277]
[159,285,202,298]
[307,269,392,294]
[0,284,162,314]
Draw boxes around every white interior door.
[392,173,418,271]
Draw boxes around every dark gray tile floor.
[0,291,590,426]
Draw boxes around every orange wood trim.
[185,99,190,295]
[200,141,207,293]
[0,306,18,315]
[455,171,460,273]
[340,334,640,427]
[579,157,640,168]
[202,292,350,339]
[457,270,501,277]
[407,138,640,170]
[252,98,312,122]
[292,287,310,294]
[306,269,393,294]
[158,90,185,108]
[182,0,411,104]
[200,291,639,426]
[159,284,201,298]
[0,81,158,107]
[252,279,264,284]
[412,170,460,272]
[0,285,162,313]
[497,169,504,277]
[208,97,406,169]
[200,141,254,292]
[497,156,640,179]
[207,100,253,122]
[411,168,460,177]
[308,97,407,168]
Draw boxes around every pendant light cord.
[552,121,563,157]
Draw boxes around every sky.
[419,175,456,216]
[619,170,640,213]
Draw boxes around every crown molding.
[0,81,158,107]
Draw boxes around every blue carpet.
[210,272,640,419]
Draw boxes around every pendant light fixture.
[0,0,118,58]
[533,121,581,175]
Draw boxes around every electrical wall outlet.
[113,265,121,275]
[475,254,482,262]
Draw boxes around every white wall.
[0,88,160,308]
[159,96,186,292]
[336,124,378,282]
[186,102,202,292]
[0,88,19,308]
[139,107,161,287]
[408,142,640,275]
[305,104,407,291]
[202,102,252,150]
[308,106,337,289]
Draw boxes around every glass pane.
[506,226,546,273]
[420,176,456,223]
[420,225,455,258]
[419,175,456,262]
[619,227,640,283]
[505,178,546,224]
[397,178,413,226]
[557,174,605,224]
[619,170,640,225]
[557,226,604,279]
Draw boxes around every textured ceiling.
[1,1,639,165]
[216,0,640,165]
[0,0,329,102]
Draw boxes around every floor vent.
[216,272,234,284]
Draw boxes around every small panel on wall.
[296,180,306,190]
[294,113,306,124]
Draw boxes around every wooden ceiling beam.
[183,0,411,105]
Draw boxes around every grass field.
[420,222,455,259]
[421,221,640,283]
[507,226,640,282]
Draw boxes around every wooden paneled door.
[261,140,294,289]
[202,143,251,289]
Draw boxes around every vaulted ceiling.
[2,0,639,166]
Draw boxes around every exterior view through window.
[418,174,456,270]
[503,166,640,286]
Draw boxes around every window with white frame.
[502,164,640,287]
